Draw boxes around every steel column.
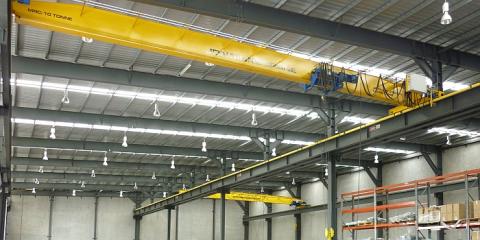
[243,202,250,240]
[47,196,54,240]
[327,154,337,239]
[167,207,172,240]
[94,196,99,240]
[294,185,301,240]
[220,191,226,240]
[434,150,444,240]
[212,200,216,240]
[175,206,179,240]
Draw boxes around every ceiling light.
[133,182,138,190]
[81,36,93,43]
[260,186,264,193]
[231,163,236,172]
[182,184,187,190]
[151,172,156,180]
[201,139,207,152]
[340,116,376,125]
[163,192,167,198]
[49,125,56,139]
[204,62,214,67]
[120,190,124,197]
[13,79,313,120]
[446,135,452,145]
[364,147,415,155]
[251,112,258,126]
[292,178,296,185]
[428,127,480,138]
[399,137,406,141]
[103,152,108,166]
[441,1,452,25]
[324,168,328,177]
[32,188,36,194]
[72,189,76,197]
[13,118,311,146]
[153,102,161,117]
[374,153,379,164]
[178,63,191,77]
[286,171,290,175]
[42,148,48,161]
[205,174,210,182]
[34,178,40,185]
[38,166,44,173]
[61,89,70,104]
[312,177,320,181]
[271,148,277,157]
[81,181,85,188]
[91,169,96,178]
[122,133,128,148]
[170,157,175,169]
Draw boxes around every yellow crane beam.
[12,1,433,109]
[179,190,306,207]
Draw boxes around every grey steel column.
[47,196,54,240]
[94,196,99,240]
[327,154,337,240]
[435,150,444,240]
[266,203,272,240]
[167,207,172,240]
[220,191,226,240]
[294,185,301,240]
[175,206,179,240]
[212,200,216,240]
[243,202,250,240]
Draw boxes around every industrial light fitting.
[364,147,415,155]
[201,139,207,152]
[49,125,56,139]
[170,157,175,169]
[271,148,277,157]
[163,192,167,198]
[324,168,329,177]
[38,166,44,173]
[81,36,94,43]
[204,62,214,67]
[34,178,40,185]
[72,189,76,197]
[292,178,296,185]
[153,102,161,117]
[182,184,186,190]
[374,153,379,164]
[133,182,138,190]
[441,1,452,25]
[61,89,70,104]
[340,116,376,125]
[231,163,236,172]
[251,112,258,126]
[120,190,124,198]
[81,181,85,188]
[205,174,210,182]
[446,135,452,145]
[42,148,48,161]
[91,169,96,178]
[122,133,128,148]
[103,152,108,166]
[32,188,36,194]
[151,172,156,180]
[260,186,265,193]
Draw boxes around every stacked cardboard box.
[418,206,441,223]
[439,202,474,222]
[473,200,480,219]
[472,231,480,240]
[440,204,451,222]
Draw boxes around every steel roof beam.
[13,137,264,160]
[133,86,480,216]
[11,56,390,116]
[12,107,321,142]
[134,0,480,72]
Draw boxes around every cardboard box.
[472,231,480,240]
[428,206,441,223]
[451,203,473,220]
[440,204,452,222]
[473,200,480,218]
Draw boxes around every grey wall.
[7,196,135,240]
[6,142,480,240]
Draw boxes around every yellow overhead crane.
[179,190,307,207]
[12,1,438,112]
